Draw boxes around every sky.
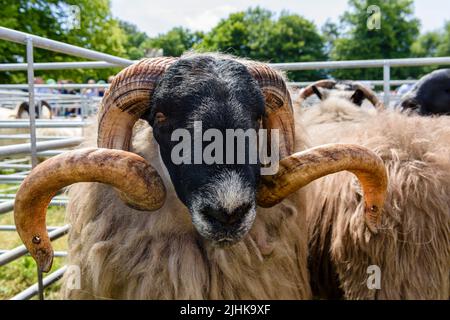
[110,0,449,37]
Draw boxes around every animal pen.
[0,26,449,300]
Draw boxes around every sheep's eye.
[155,112,167,124]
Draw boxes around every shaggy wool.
[302,101,450,300]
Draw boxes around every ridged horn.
[14,148,166,272]
[16,100,53,119]
[352,82,384,110]
[244,61,295,158]
[97,57,178,150]
[257,144,388,233]
[299,80,337,101]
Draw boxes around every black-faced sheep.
[14,54,387,299]
[299,80,450,300]
[398,69,450,115]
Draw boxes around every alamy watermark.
[367,5,381,30]
[65,265,81,290]
[65,5,81,30]
[170,121,280,175]
[367,265,381,290]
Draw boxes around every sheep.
[0,100,55,147]
[0,100,84,150]
[0,100,53,120]
[298,80,450,299]
[13,54,387,300]
[398,69,450,115]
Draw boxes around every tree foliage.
[331,0,420,80]
[142,27,203,57]
[195,8,327,80]
[0,0,127,83]
[0,1,449,84]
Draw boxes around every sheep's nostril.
[200,203,253,225]
[201,206,228,224]
[228,203,253,224]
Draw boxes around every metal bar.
[288,79,418,87]
[0,194,67,199]
[0,83,109,89]
[0,250,67,257]
[270,56,450,71]
[26,37,37,168]
[0,61,121,71]
[0,163,31,169]
[0,134,73,140]
[383,64,391,106]
[0,27,132,66]
[0,137,82,157]
[0,200,14,214]
[10,266,67,300]
[0,185,20,193]
[0,225,70,267]
[0,198,67,207]
[0,225,59,232]
[36,150,64,157]
[0,121,90,128]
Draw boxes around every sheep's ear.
[351,89,365,106]
[312,86,323,100]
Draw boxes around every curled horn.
[299,80,337,102]
[257,144,387,233]
[98,57,178,150]
[246,65,387,233]
[15,58,178,272]
[243,61,295,158]
[14,148,166,272]
[16,100,53,119]
[352,82,384,110]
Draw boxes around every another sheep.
[398,69,450,115]
[299,81,450,299]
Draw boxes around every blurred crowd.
[33,76,114,97]
[32,76,114,117]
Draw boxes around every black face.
[19,102,45,118]
[400,69,450,115]
[144,55,265,245]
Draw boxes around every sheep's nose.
[201,203,253,225]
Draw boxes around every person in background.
[97,80,106,97]
[34,77,47,94]
[83,79,98,98]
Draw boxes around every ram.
[13,54,387,299]
[299,80,450,299]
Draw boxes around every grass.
[0,181,68,300]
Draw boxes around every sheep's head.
[14,55,388,272]
[16,100,53,119]
[298,80,384,110]
[146,57,267,244]
[398,69,450,115]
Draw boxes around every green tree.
[0,0,128,83]
[321,19,341,56]
[436,21,450,56]
[119,21,149,60]
[142,27,203,57]
[196,8,326,81]
[331,0,420,80]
